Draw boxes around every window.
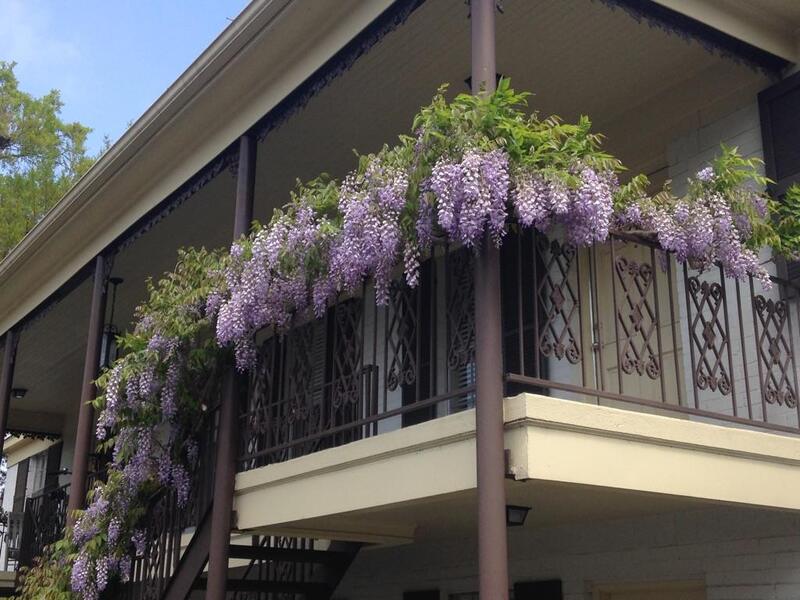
[759,72,800,281]
[25,451,48,496]
[760,71,800,194]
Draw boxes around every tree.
[0,61,96,257]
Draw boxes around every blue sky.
[0,0,250,155]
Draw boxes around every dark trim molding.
[253,0,427,141]
[112,148,240,255]
[595,0,790,75]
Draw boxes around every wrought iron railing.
[17,483,70,571]
[502,229,800,433]
[0,511,23,571]
[238,232,800,471]
[239,247,479,470]
[229,535,316,599]
[118,405,217,600]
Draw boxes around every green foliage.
[18,248,228,600]
[95,246,226,449]
[772,185,800,259]
[411,79,622,184]
[17,538,75,600]
[0,62,98,257]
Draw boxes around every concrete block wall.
[336,505,800,600]
[667,100,799,429]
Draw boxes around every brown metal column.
[206,368,238,599]
[207,134,256,599]
[0,329,19,458]
[67,255,110,526]
[471,1,509,598]
[233,134,257,239]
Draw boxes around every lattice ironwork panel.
[329,299,364,426]
[536,237,581,365]
[243,336,278,465]
[19,485,69,570]
[614,256,660,379]
[446,249,475,371]
[754,295,798,408]
[686,277,732,395]
[283,321,325,455]
[386,281,419,392]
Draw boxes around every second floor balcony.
[237,229,800,475]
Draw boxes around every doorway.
[593,581,705,600]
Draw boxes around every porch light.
[100,277,124,369]
[463,72,506,91]
[505,504,530,527]
[11,388,26,399]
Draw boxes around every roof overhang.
[0,0,396,336]
[0,0,795,338]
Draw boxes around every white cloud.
[0,0,81,91]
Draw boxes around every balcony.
[237,229,800,477]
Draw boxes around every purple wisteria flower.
[512,165,617,246]
[696,166,715,182]
[71,551,96,599]
[429,148,509,248]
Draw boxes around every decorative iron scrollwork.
[615,256,660,379]
[447,249,476,370]
[386,281,419,392]
[754,295,798,408]
[330,299,363,410]
[536,237,581,365]
[687,277,731,395]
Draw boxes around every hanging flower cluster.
[215,84,634,370]
[20,249,226,600]
[616,146,777,288]
[19,81,800,599]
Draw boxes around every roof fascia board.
[650,0,799,63]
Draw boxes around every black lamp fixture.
[100,277,124,369]
[506,504,531,527]
[11,387,26,399]
[464,72,506,91]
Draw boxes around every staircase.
[190,536,361,599]
[118,387,362,599]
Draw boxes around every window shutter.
[759,72,800,280]
[513,579,563,599]
[760,71,800,194]
[44,441,63,491]
[12,459,28,512]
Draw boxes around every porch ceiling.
[266,481,714,544]
[6,0,773,427]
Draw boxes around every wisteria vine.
[19,80,800,599]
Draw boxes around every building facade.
[0,1,799,598]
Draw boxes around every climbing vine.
[19,80,800,599]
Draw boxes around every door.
[594,582,705,600]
